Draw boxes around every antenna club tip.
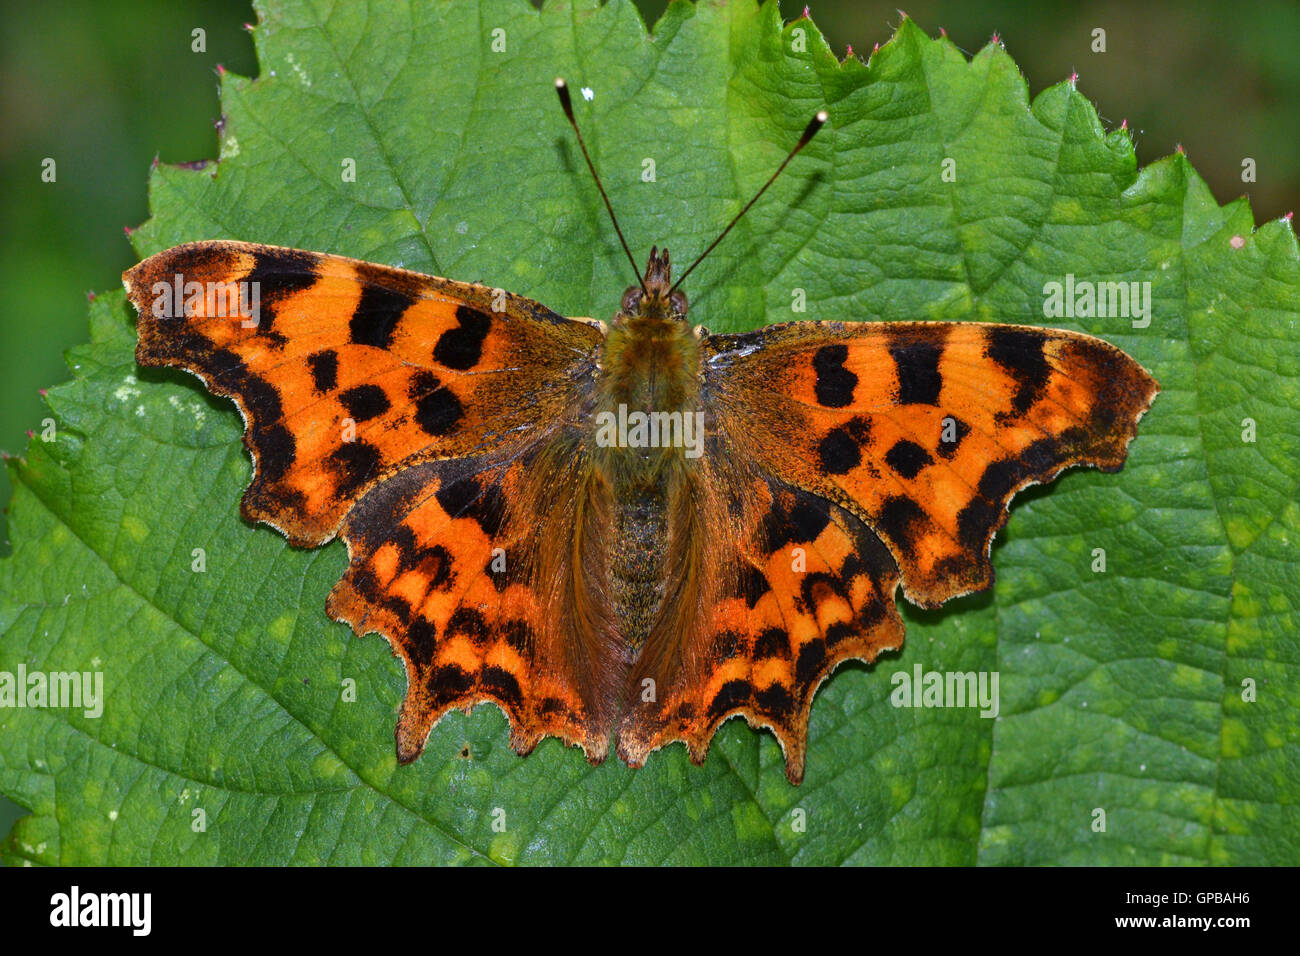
[798,110,829,146]
[555,77,574,117]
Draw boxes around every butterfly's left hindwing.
[326,446,626,764]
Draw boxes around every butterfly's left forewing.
[127,241,602,544]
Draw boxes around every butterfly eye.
[669,290,688,317]
[622,288,643,313]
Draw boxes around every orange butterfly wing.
[618,320,1158,782]
[325,446,625,763]
[128,241,599,544]
[125,241,618,761]
[617,466,905,782]
[706,321,1159,605]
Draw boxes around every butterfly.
[122,79,1158,783]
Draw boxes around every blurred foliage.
[1,0,1297,853]
[0,0,257,841]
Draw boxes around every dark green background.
[2,0,1297,852]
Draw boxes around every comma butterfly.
[123,79,1158,783]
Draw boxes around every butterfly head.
[621,246,688,321]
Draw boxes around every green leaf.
[2,0,1298,866]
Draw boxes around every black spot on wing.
[787,498,832,542]
[413,389,464,436]
[446,607,490,646]
[955,438,1060,551]
[979,438,1059,501]
[427,664,474,707]
[389,525,455,590]
[825,621,856,647]
[795,640,827,687]
[875,495,928,550]
[799,570,851,613]
[407,617,439,667]
[754,683,794,720]
[205,345,282,419]
[753,627,790,659]
[198,344,296,483]
[856,596,887,628]
[481,666,524,710]
[818,428,861,475]
[936,415,970,459]
[330,440,381,497]
[760,489,832,551]
[351,265,417,348]
[434,475,506,538]
[836,512,900,600]
[884,439,933,480]
[987,328,1050,415]
[501,620,534,654]
[256,424,297,484]
[377,590,414,626]
[486,554,511,593]
[306,350,338,393]
[421,545,456,591]
[956,498,999,554]
[890,333,943,406]
[246,248,319,337]
[410,370,464,436]
[707,679,753,720]
[433,306,492,371]
[733,564,771,609]
[339,384,391,422]
[812,344,858,408]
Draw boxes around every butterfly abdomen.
[607,482,669,652]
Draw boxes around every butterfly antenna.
[670,110,828,295]
[555,78,649,296]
